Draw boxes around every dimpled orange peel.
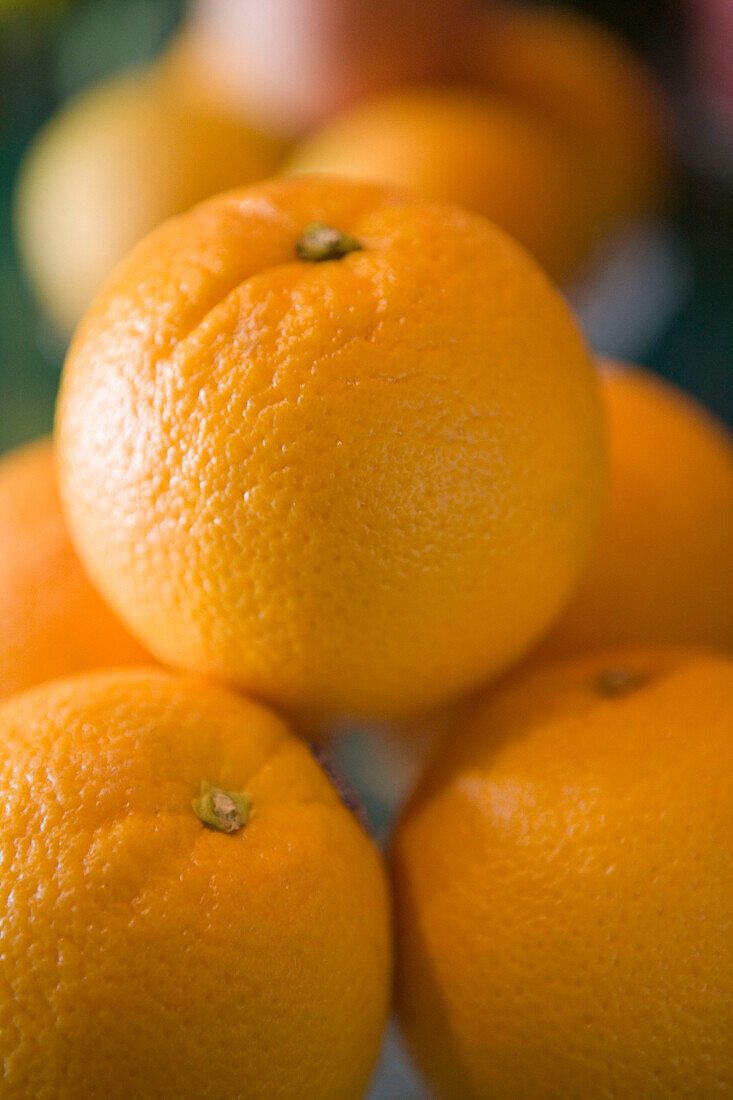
[392,646,733,1099]
[57,175,605,723]
[0,668,391,1099]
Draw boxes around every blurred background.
[0,0,731,461]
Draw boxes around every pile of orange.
[2,7,731,1098]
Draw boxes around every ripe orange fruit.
[0,437,148,698]
[56,175,605,722]
[14,66,283,337]
[464,2,670,236]
[0,668,391,1098]
[285,88,598,281]
[541,363,733,655]
[392,647,733,1098]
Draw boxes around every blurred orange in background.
[14,60,284,337]
[465,2,671,237]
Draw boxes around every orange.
[0,437,148,698]
[464,2,670,236]
[285,88,598,281]
[14,66,283,337]
[392,646,733,1098]
[0,668,391,1098]
[56,175,605,722]
[541,362,733,655]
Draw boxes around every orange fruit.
[464,2,670,236]
[14,66,283,337]
[0,437,148,698]
[285,88,598,281]
[0,668,391,1098]
[56,175,605,722]
[541,362,733,655]
[392,647,733,1098]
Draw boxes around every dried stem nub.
[193,781,251,834]
[296,223,363,262]
[594,667,648,697]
